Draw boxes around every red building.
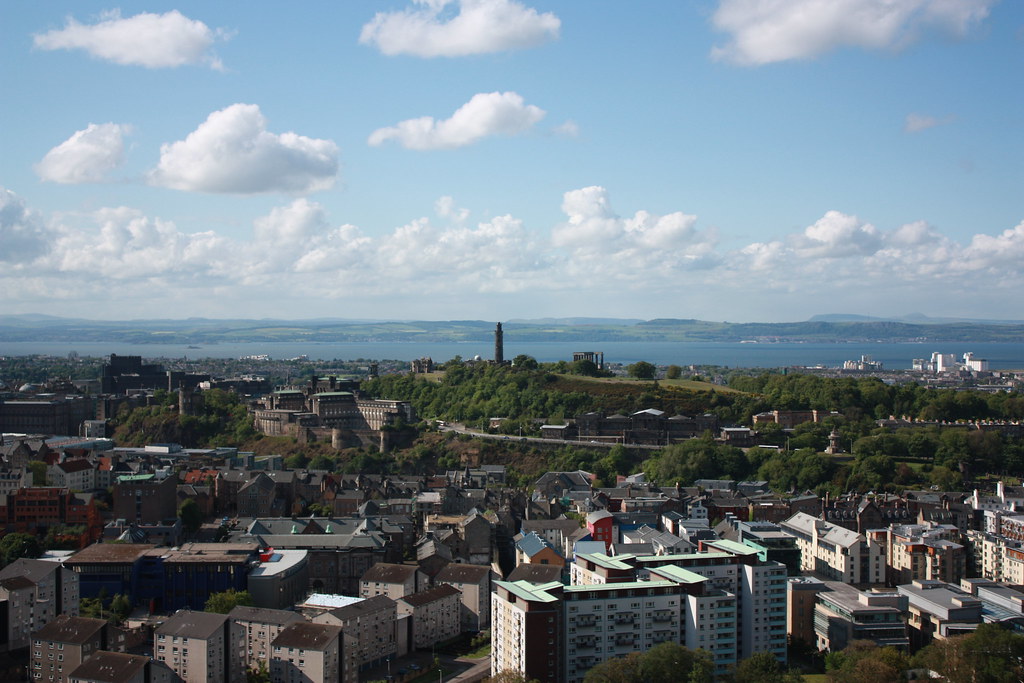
[586,510,614,551]
[0,487,103,544]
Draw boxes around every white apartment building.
[781,512,885,584]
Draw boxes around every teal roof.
[635,551,733,563]
[648,565,707,584]
[576,552,636,570]
[495,580,562,603]
[315,392,353,397]
[705,539,760,556]
[118,474,155,482]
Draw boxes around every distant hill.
[2,314,1023,344]
[809,313,1024,325]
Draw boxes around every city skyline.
[1,1,1022,322]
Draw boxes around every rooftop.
[155,610,228,639]
[272,622,342,650]
[67,652,149,683]
[32,615,106,644]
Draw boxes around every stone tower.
[494,322,504,364]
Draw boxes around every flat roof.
[495,580,562,603]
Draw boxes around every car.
[409,663,422,671]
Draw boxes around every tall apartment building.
[435,563,492,631]
[886,523,966,585]
[227,606,305,682]
[30,615,107,683]
[269,622,342,683]
[311,594,397,679]
[0,558,80,651]
[112,474,178,524]
[67,651,171,683]
[495,542,790,682]
[397,584,462,649]
[153,611,230,683]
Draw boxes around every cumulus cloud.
[360,0,560,57]
[33,9,229,69]
[6,184,1024,318]
[710,0,995,66]
[368,92,545,150]
[149,104,339,194]
[0,189,53,265]
[553,186,719,282]
[905,113,954,133]
[35,123,131,184]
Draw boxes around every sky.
[1,1,1022,323]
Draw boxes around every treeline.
[729,373,1024,422]
[111,388,257,447]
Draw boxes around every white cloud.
[34,9,229,69]
[0,188,53,265]
[6,185,1024,319]
[791,210,882,258]
[905,113,954,133]
[35,123,131,184]
[360,0,560,57]
[553,186,719,282]
[149,104,339,194]
[710,0,995,66]
[553,120,580,138]
[368,92,545,150]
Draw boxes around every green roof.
[635,551,733,563]
[495,580,562,603]
[315,392,353,397]
[648,565,707,584]
[118,474,155,482]
[705,539,759,556]
[577,552,636,570]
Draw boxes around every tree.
[27,460,47,486]
[109,593,132,622]
[178,498,203,534]
[0,532,42,568]
[912,623,1024,683]
[204,589,253,613]
[733,651,801,683]
[665,365,682,380]
[309,455,335,471]
[627,361,657,380]
[485,673,540,683]
[246,661,270,683]
[512,355,539,371]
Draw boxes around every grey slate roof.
[155,610,228,639]
[271,622,341,650]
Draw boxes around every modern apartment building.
[153,611,230,683]
[0,558,80,651]
[311,594,397,676]
[811,581,909,651]
[30,615,107,683]
[269,622,342,683]
[227,606,305,682]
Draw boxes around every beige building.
[780,512,885,584]
[435,563,492,631]
[269,622,342,683]
[154,610,229,683]
[312,595,397,676]
[886,523,965,585]
[397,584,461,649]
[0,558,80,651]
[31,615,107,683]
[228,606,305,682]
[358,563,420,601]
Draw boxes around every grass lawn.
[464,643,491,659]
[802,674,829,682]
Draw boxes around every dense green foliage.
[112,388,258,447]
[582,642,714,683]
[910,623,1024,683]
[0,532,42,568]
[204,588,254,613]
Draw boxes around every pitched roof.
[360,562,417,584]
[0,557,59,584]
[399,583,461,608]
[155,610,228,639]
[67,651,149,683]
[505,564,563,584]
[228,605,306,626]
[435,563,490,584]
[32,615,106,644]
[271,622,341,650]
[325,594,396,621]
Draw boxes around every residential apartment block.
[269,622,342,683]
[153,610,230,683]
[781,512,885,584]
[227,606,305,681]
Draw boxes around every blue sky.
[1,1,1021,322]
